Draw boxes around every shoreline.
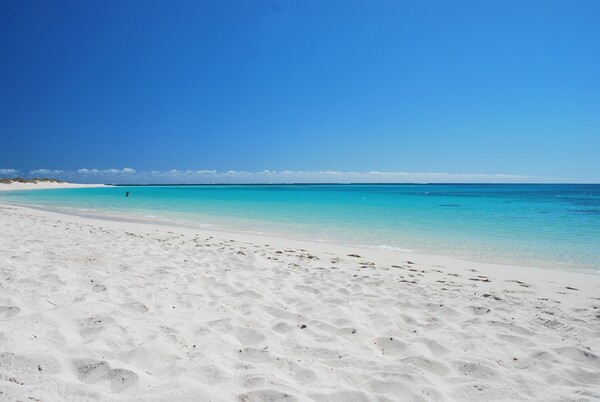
[8,202,600,284]
[1,203,599,400]
[0,182,107,191]
[1,199,598,276]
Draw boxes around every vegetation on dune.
[0,177,66,184]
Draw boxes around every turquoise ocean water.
[1,184,599,272]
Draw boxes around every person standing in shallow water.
[125,191,129,197]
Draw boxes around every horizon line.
[1,168,598,184]
[106,182,599,186]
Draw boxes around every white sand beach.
[0,204,599,401]
[0,182,107,191]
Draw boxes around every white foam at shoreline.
[374,244,414,252]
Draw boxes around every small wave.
[238,230,265,235]
[375,245,413,252]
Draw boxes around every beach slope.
[0,205,599,401]
[0,180,106,191]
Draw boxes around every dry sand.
[0,204,599,401]
[0,182,106,191]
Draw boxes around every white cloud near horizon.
[77,168,136,175]
[29,169,65,176]
[0,168,19,177]
[17,168,560,184]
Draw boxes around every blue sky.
[1,0,599,183]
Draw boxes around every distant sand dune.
[0,179,105,191]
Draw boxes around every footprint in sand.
[0,306,20,319]
[0,352,61,375]
[374,336,408,357]
[467,306,491,315]
[238,389,296,402]
[73,359,138,393]
[453,360,501,380]
[78,315,115,338]
[310,390,373,402]
[92,283,107,292]
[119,301,149,313]
[109,368,139,393]
[553,346,600,369]
[73,359,110,383]
[233,327,266,345]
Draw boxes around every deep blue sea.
[1,184,599,272]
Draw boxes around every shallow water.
[1,184,599,272]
